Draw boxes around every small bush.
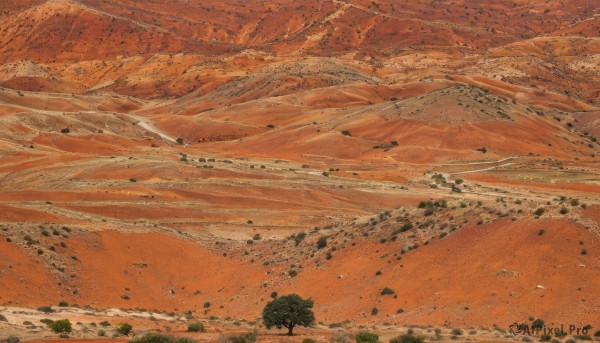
[187,322,204,332]
[303,339,317,343]
[176,138,184,145]
[390,335,424,343]
[116,322,133,336]
[371,308,378,316]
[227,330,257,343]
[0,314,7,322]
[37,306,54,313]
[2,337,20,343]
[60,128,70,134]
[381,287,395,295]
[58,301,68,307]
[451,328,463,335]
[559,207,569,215]
[355,331,379,343]
[317,237,327,249]
[129,334,195,343]
[534,208,545,216]
[341,130,351,136]
[47,319,72,337]
[98,330,106,337]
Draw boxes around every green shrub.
[98,330,106,337]
[58,301,68,307]
[594,330,600,337]
[317,237,327,249]
[117,322,133,336]
[187,322,204,332]
[227,330,257,343]
[99,320,111,327]
[2,337,20,343]
[0,314,7,322]
[37,306,54,313]
[341,130,351,136]
[303,339,317,343]
[534,208,545,216]
[390,335,424,343]
[47,319,72,337]
[451,328,463,335]
[129,334,195,343]
[370,308,378,316]
[380,287,395,295]
[355,331,379,343]
[573,335,592,341]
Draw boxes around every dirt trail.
[127,114,179,144]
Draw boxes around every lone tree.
[262,294,315,336]
[117,322,133,336]
[47,319,72,337]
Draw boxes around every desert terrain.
[0,0,599,342]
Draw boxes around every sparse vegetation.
[390,335,424,343]
[129,334,194,343]
[47,319,72,337]
[317,237,327,249]
[117,322,133,336]
[187,322,204,332]
[381,287,395,295]
[355,331,379,343]
[451,328,463,335]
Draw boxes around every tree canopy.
[47,319,72,337]
[262,294,315,336]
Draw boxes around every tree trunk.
[287,325,294,336]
